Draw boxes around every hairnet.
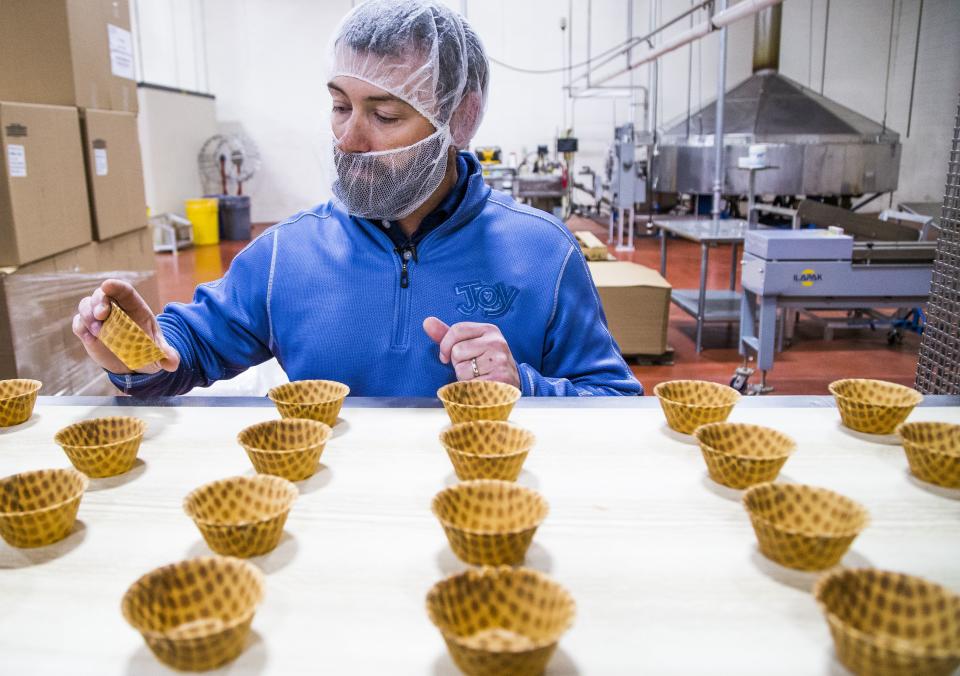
[329,0,489,148]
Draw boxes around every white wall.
[134,0,960,223]
[131,0,210,93]
[202,0,350,222]
[137,86,219,215]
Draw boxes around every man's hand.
[423,317,520,389]
[72,278,180,375]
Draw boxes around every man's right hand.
[72,278,180,375]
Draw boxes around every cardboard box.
[0,101,92,267]
[81,109,146,240]
[575,230,612,261]
[0,226,159,394]
[92,227,156,277]
[3,226,157,305]
[0,269,157,395]
[588,261,671,356]
[0,0,137,113]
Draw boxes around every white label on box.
[108,24,135,80]
[95,148,109,176]
[6,144,26,177]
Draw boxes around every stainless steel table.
[653,218,749,352]
[1,395,959,675]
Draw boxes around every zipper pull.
[396,245,415,289]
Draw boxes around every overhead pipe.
[711,0,782,27]
[581,0,783,89]
[711,0,728,223]
[647,0,658,137]
[569,0,712,87]
[590,20,711,88]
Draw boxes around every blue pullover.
[110,152,642,397]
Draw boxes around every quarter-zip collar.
[344,151,491,254]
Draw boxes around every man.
[72,0,642,397]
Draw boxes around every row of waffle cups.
[653,379,960,675]
[0,370,346,668]
[120,382,348,671]
[0,412,149,548]
[655,378,959,490]
[123,471,300,671]
[430,381,575,676]
[131,388,352,670]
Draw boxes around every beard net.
[332,126,452,221]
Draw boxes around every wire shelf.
[916,94,960,394]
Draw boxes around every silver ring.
[471,357,480,378]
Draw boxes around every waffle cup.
[742,482,869,571]
[896,421,960,488]
[183,475,298,557]
[237,418,331,481]
[268,380,349,426]
[694,422,796,489]
[0,468,88,548]
[653,380,740,434]
[437,381,521,424]
[829,379,923,435]
[54,416,146,478]
[121,556,265,671]
[426,566,576,676]
[0,379,42,428]
[97,301,166,371]
[439,421,536,481]
[432,480,548,566]
[814,568,960,676]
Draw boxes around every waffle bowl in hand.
[654,380,740,434]
[694,422,796,489]
[0,468,88,548]
[896,421,960,489]
[814,567,960,676]
[237,418,331,481]
[268,380,349,426]
[829,379,923,435]
[121,556,265,671]
[183,475,298,557]
[437,381,521,424]
[97,301,166,371]
[432,480,548,566]
[54,416,146,478]
[426,566,576,676]
[439,421,535,481]
[742,482,869,571]
[0,379,41,428]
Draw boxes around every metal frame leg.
[696,242,709,352]
[756,294,778,373]
[776,309,786,352]
[615,207,635,252]
[738,289,757,359]
[659,226,667,277]
[608,208,615,244]
[729,243,739,291]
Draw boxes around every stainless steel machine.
[605,123,649,251]
[652,4,901,204]
[736,228,935,393]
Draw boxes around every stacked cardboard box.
[0,0,155,393]
[588,261,672,357]
[0,102,91,266]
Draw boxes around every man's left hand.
[423,317,520,389]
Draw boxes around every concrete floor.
[154,217,922,395]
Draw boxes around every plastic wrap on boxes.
[0,271,156,395]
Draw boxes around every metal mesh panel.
[915,95,960,394]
